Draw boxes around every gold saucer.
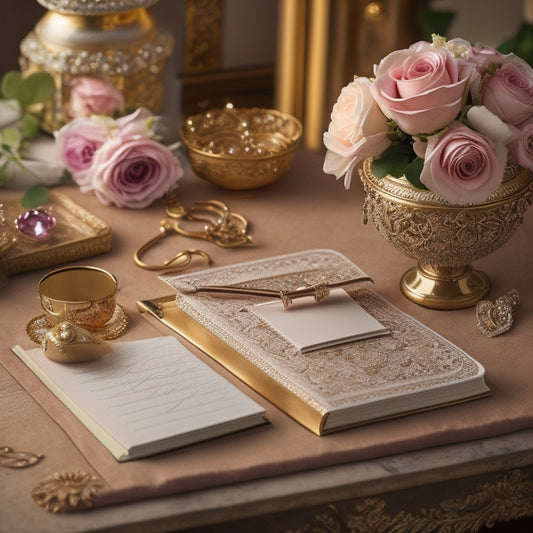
[26,304,128,345]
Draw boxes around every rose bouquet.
[323,35,533,205]
[55,107,184,208]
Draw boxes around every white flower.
[467,105,517,145]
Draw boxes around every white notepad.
[12,336,266,461]
[250,289,390,353]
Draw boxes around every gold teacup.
[39,266,118,330]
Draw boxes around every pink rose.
[89,136,183,208]
[466,45,506,73]
[55,116,113,192]
[481,59,533,125]
[370,41,473,135]
[68,76,124,119]
[419,124,506,204]
[323,77,391,188]
[508,118,533,169]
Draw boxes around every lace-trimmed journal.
[137,249,489,435]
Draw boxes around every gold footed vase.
[360,158,533,310]
[19,0,173,131]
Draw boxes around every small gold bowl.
[180,106,302,190]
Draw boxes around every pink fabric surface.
[2,149,533,508]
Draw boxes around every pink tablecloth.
[2,149,533,509]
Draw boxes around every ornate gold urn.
[19,0,173,131]
[360,158,533,310]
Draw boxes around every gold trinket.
[180,106,302,190]
[476,289,520,337]
[32,471,104,512]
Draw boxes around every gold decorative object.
[180,106,302,190]
[164,194,253,247]
[0,192,111,279]
[42,322,112,363]
[134,232,213,271]
[0,446,43,468]
[184,0,221,73]
[275,0,423,150]
[19,0,173,131]
[28,265,127,360]
[39,266,118,330]
[0,203,17,258]
[287,469,533,533]
[476,289,520,337]
[32,471,104,512]
[134,195,253,270]
[180,275,374,309]
[27,305,128,348]
[360,159,533,309]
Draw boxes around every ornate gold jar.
[19,0,173,131]
[360,158,533,310]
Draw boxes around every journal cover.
[138,249,489,435]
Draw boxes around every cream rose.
[370,41,473,135]
[419,123,506,204]
[323,77,391,188]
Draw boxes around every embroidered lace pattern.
[161,250,480,411]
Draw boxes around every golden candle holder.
[19,0,173,132]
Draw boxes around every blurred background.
[1,0,529,149]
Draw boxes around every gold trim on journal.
[137,296,489,436]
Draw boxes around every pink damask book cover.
[137,249,489,435]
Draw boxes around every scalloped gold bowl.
[180,107,302,190]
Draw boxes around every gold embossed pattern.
[285,469,533,533]
[32,471,104,512]
[161,250,479,411]
[359,158,533,308]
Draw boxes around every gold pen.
[179,276,373,309]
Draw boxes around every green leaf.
[371,144,414,178]
[20,185,50,208]
[404,157,427,189]
[498,23,533,66]
[418,10,455,42]
[0,160,11,185]
[0,126,22,151]
[0,71,23,100]
[17,72,56,111]
[20,114,40,140]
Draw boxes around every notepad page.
[250,289,390,352]
[16,336,265,449]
